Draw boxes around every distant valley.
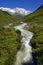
[0,4,43,65]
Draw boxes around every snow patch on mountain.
[0,7,31,16]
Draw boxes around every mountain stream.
[14,23,35,65]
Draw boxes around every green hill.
[0,10,22,65]
[0,26,22,65]
[0,10,20,26]
[23,5,43,24]
[23,5,43,65]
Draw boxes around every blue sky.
[0,0,43,11]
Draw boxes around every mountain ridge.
[0,7,31,16]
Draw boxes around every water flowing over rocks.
[14,23,34,65]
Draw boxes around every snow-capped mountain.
[0,7,31,16]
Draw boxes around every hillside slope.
[0,10,19,26]
[0,10,22,65]
[23,5,43,24]
[0,26,22,65]
[23,5,43,65]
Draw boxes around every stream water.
[14,23,35,65]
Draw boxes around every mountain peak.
[0,7,31,16]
